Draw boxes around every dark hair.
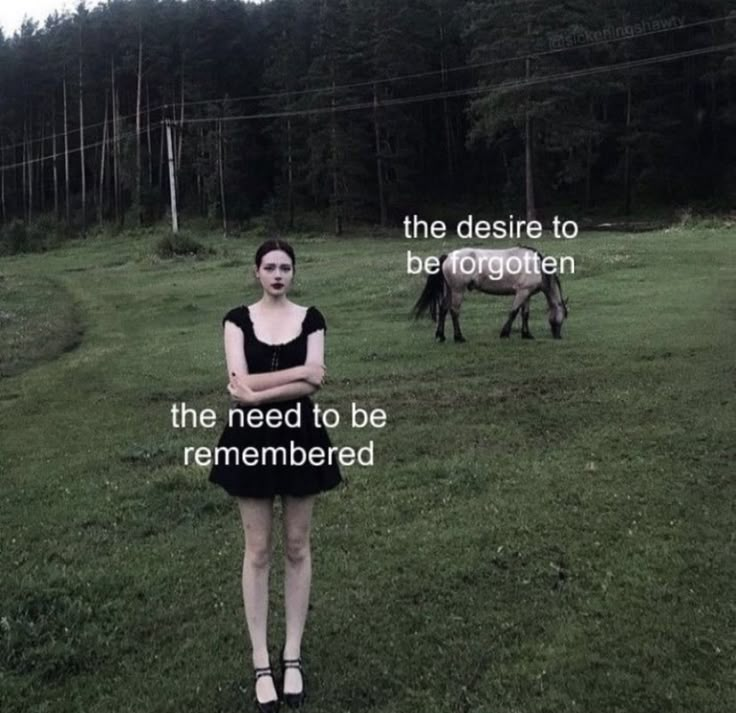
[254,239,296,268]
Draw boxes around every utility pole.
[218,118,227,236]
[165,118,179,234]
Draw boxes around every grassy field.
[1,223,734,713]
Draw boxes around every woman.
[209,239,342,712]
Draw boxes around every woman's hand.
[302,363,326,387]
[227,374,260,405]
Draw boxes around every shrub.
[155,232,211,258]
[0,219,28,255]
[0,217,76,256]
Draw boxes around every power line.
[178,42,736,126]
[2,40,734,172]
[0,126,141,172]
[0,99,172,155]
[157,14,734,110]
[0,13,731,155]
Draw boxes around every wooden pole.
[218,118,227,236]
[373,83,386,227]
[52,98,59,220]
[39,117,45,214]
[63,77,70,226]
[624,85,632,217]
[146,82,153,187]
[79,35,86,235]
[99,90,109,226]
[26,117,33,225]
[111,59,121,226]
[165,119,178,234]
[524,21,536,223]
[0,141,5,225]
[158,115,165,192]
[135,25,143,225]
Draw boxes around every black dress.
[208,305,343,498]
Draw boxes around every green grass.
[0,274,83,378]
[0,224,734,713]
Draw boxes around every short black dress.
[208,305,343,498]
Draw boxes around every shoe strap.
[255,667,274,679]
[282,658,302,669]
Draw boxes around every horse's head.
[549,298,568,339]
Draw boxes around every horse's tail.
[411,254,448,322]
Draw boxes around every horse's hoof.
[499,331,510,339]
[435,335,446,343]
[454,336,466,343]
[522,333,535,340]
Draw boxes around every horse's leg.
[450,287,466,343]
[435,291,449,343]
[500,289,531,338]
[520,298,534,339]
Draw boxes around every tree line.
[0,0,733,237]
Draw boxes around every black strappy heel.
[279,647,306,708]
[254,665,280,713]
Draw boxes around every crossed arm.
[223,320,326,406]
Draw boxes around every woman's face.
[255,249,294,297]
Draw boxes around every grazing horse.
[412,247,568,340]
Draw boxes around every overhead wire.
[2,40,734,171]
[177,42,736,126]
[0,13,732,155]
[176,14,733,109]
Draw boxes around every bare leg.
[450,287,466,343]
[521,298,534,339]
[237,497,277,703]
[282,494,316,694]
